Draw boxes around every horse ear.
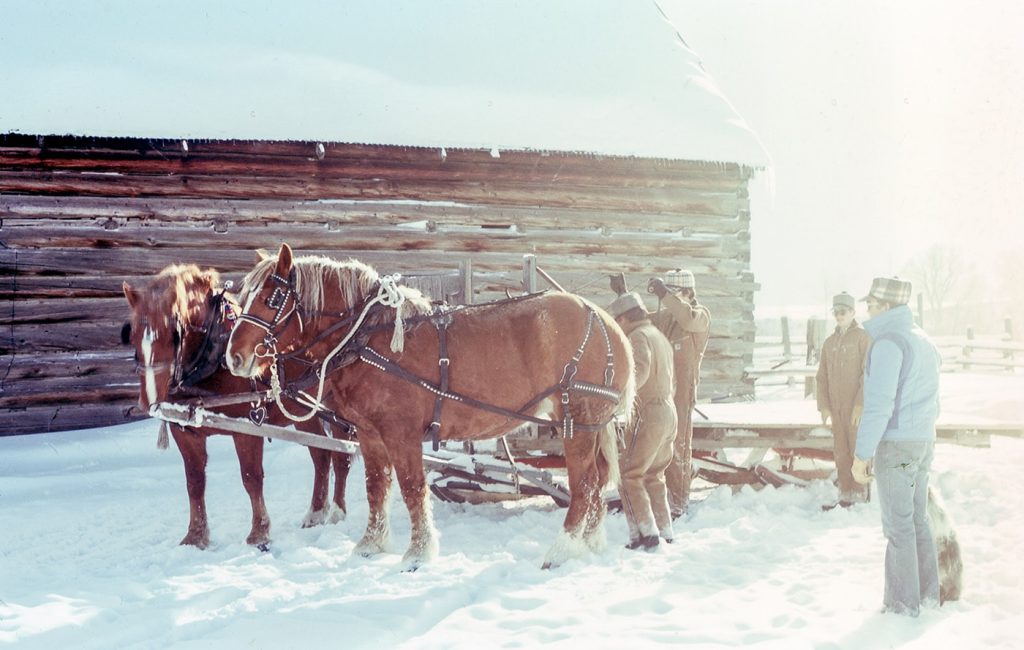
[123,281,140,308]
[276,243,294,274]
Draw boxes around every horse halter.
[237,270,304,345]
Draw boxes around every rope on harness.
[265,274,405,423]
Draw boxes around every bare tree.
[905,244,964,333]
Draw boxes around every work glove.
[852,457,872,484]
[647,277,668,299]
[851,405,863,427]
[610,272,627,296]
[820,409,831,425]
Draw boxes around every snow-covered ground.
[2,374,1022,649]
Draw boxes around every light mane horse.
[226,243,635,569]
[122,263,353,549]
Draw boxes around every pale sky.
[662,0,1024,312]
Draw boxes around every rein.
[236,271,622,443]
[251,272,408,423]
[357,304,621,449]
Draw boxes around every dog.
[928,486,963,604]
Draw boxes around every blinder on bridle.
[237,269,303,342]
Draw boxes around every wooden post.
[963,326,974,371]
[781,316,792,386]
[522,254,538,293]
[460,258,473,305]
[805,317,827,398]
[781,316,791,358]
[1004,317,1014,367]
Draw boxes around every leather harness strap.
[424,309,453,451]
[356,304,621,446]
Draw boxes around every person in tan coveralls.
[647,270,711,519]
[816,291,871,506]
[608,292,678,551]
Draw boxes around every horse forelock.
[162,264,220,328]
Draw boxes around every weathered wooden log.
[0,153,752,195]
[0,136,753,181]
[1,221,749,260]
[0,170,749,215]
[4,248,754,284]
[1,195,751,235]
[0,401,140,436]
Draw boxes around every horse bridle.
[128,289,237,391]
[236,270,305,349]
[235,270,406,424]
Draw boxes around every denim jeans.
[875,440,940,615]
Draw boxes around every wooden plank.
[0,170,749,215]
[0,138,752,180]
[2,349,131,380]
[2,297,129,324]
[0,274,185,299]
[5,247,754,283]
[1,194,752,235]
[0,380,137,408]
[4,268,761,300]
[0,400,141,435]
[4,321,126,354]
[0,152,752,194]
[151,404,359,454]
[0,221,748,259]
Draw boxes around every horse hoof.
[179,535,210,550]
[354,545,383,559]
[301,509,328,528]
[257,543,271,553]
[541,561,554,570]
[328,508,347,524]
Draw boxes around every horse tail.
[597,420,620,489]
[599,314,636,490]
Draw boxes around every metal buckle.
[438,357,450,367]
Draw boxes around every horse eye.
[121,322,132,345]
[173,329,181,348]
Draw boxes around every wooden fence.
[747,317,1022,396]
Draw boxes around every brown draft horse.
[122,264,353,549]
[225,243,636,569]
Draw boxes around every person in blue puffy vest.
[852,276,942,617]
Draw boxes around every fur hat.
[832,292,855,311]
[666,269,695,290]
[862,277,912,305]
[608,292,646,318]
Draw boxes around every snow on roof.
[0,0,769,166]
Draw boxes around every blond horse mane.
[239,253,434,328]
[150,264,221,327]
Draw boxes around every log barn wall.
[0,135,758,435]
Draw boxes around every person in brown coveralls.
[816,291,871,507]
[646,270,711,520]
[608,291,678,550]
